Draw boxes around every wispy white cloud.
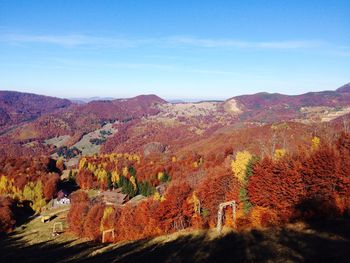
[4,34,92,47]
[166,36,324,49]
[256,40,321,49]
[0,33,325,50]
[189,69,235,75]
[0,34,153,48]
[330,50,350,57]
[50,57,173,70]
[106,62,173,70]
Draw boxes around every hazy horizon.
[2,79,350,103]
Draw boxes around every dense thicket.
[67,132,350,243]
[0,196,16,232]
[0,156,61,231]
[248,133,350,221]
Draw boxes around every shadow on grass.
[14,200,35,227]
[1,219,350,263]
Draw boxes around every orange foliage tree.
[248,156,306,220]
[0,196,16,233]
[197,166,239,227]
[83,203,105,240]
[155,183,193,233]
[43,173,60,201]
[67,191,90,236]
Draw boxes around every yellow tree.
[122,166,128,177]
[5,178,21,199]
[23,181,46,212]
[129,176,137,191]
[231,151,252,184]
[0,175,9,195]
[132,154,141,164]
[311,136,320,151]
[111,170,120,185]
[22,182,35,201]
[11,184,22,200]
[274,148,286,160]
[88,162,97,173]
[97,169,108,182]
[100,206,114,232]
[97,169,108,189]
[153,191,161,201]
[32,181,46,212]
[79,157,87,170]
[153,191,165,202]
[157,172,164,180]
[190,191,201,214]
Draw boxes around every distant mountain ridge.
[230,83,350,123]
[7,94,166,141]
[336,83,350,93]
[0,90,72,133]
[1,82,350,140]
[1,83,350,158]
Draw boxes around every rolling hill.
[1,83,350,159]
[0,91,72,134]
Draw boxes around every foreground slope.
[1,219,349,263]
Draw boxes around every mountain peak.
[126,94,166,104]
[336,83,350,93]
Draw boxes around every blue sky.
[0,0,349,100]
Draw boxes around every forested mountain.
[2,83,350,157]
[0,91,71,134]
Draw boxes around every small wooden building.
[101,189,129,205]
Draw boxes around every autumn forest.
[1,84,350,243]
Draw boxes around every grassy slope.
[1,218,350,263]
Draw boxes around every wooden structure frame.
[102,229,115,243]
[216,200,236,233]
[53,222,63,233]
[172,217,185,231]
